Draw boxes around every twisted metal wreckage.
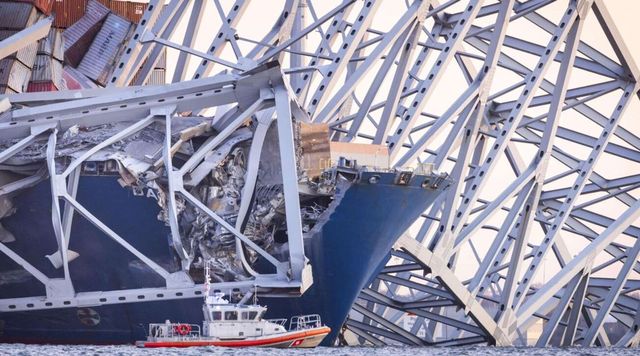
[1,0,640,348]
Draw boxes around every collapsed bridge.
[0,0,640,348]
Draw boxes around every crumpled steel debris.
[0,113,336,283]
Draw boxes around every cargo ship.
[0,134,449,346]
[0,1,449,345]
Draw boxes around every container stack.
[148,48,166,85]
[62,0,110,67]
[0,0,53,94]
[107,0,145,24]
[130,48,167,86]
[52,0,145,29]
[76,11,133,86]
[27,28,64,92]
[0,0,165,91]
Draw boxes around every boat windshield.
[212,311,222,320]
[224,311,238,320]
[241,311,260,320]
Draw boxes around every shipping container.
[52,0,86,28]
[36,28,64,61]
[146,68,165,85]
[63,0,111,67]
[77,12,133,85]
[61,65,97,90]
[11,0,54,15]
[109,0,146,24]
[127,44,166,85]
[0,86,18,95]
[156,47,166,69]
[0,59,32,93]
[31,55,63,88]
[52,29,64,61]
[0,2,38,30]
[27,81,58,92]
[0,30,38,68]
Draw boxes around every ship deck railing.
[289,314,322,330]
[265,318,288,327]
[147,322,202,340]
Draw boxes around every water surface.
[0,345,637,356]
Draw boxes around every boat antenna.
[253,284,257,305]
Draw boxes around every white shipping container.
[145,68,166,85]
[63,0,110,51]
[31,55,63,88]
[0,59,32,93]
[37,29,65,61]
[0,30,38,68]
[77,13,132,86]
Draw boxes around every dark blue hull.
[0,171,445,345]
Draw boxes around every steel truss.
[2,0,640,348]
[0,64,312,311]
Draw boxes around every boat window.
[225,311,238,320]
[241,312,249,320]
[212,311,222,320]
[248,311,258,320]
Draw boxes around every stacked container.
[62,0,110,67]
[27,28,64,92]
[52,0,84,28]
[52,0,145,29]
[77,12,133,86]
[108,0,145,24]
[130,47,167,86]
[0,1,49,94]
[11,0,53,14]
[61,65,97,90]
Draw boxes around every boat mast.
[204,260,211,301]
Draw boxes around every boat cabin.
[201,293,287,339]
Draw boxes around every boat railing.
[289,314,322,330]
[266,318,288,327]
[148,322,201,339]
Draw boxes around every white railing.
[148,322,201,339]
[289,314,322,330]
[266,318,288,327]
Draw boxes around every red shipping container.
[61,65,97,90]
[109,0,145,24]
[27,81,58,92]
[51,0,86,28]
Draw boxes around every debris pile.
[0,110,343,282]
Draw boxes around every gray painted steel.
[2,0,640,348]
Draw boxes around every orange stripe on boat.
[139,327,331,348]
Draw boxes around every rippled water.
[0,345,638,356]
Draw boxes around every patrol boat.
[135,266,330,348]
